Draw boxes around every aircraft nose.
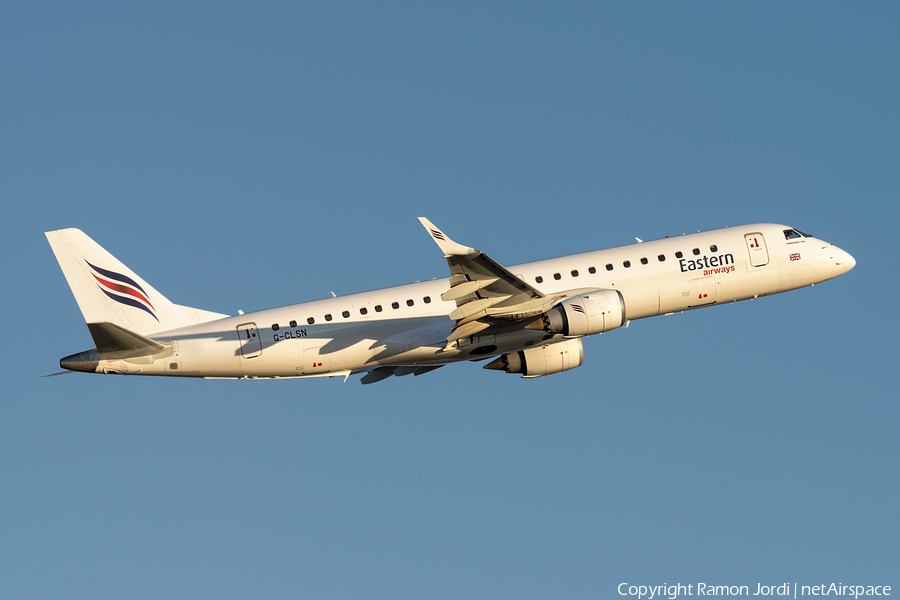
[835,247,856,272]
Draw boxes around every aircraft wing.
[419,218,564,342]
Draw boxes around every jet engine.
[526,289,626,337]
[483,338,584,377]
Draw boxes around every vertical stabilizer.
[46,228,227,335]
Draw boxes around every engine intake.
[527,289,626,337]
[484,338,584,377]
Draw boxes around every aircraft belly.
[615,281,662,320]
[301,337,372,375]
[379,345,448,366]
[179,336,240,377]
[365,317,454,367]
[655,273,684,315]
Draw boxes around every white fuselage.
[90,223,854,378]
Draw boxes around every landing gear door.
[236,323,263,359]
[745,233,769,267]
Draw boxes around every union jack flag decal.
[86,260,158,321]
[790,253,801,261]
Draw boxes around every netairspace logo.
[617,582,892,599]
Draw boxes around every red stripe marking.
[92,273,155,310]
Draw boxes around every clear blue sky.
[2,3,897,598]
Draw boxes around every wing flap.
[448,296,514,321]
[440,278,498,302]
[446,320,491,342]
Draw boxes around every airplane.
[46,219,855,383]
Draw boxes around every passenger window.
[307,317,315,324]
[553,273,561,280]
[640,257,648,265]
[325,314,332,322]
[342,310,350,318]
[710,245,718,252]
[588,266,596,274]
[606,264,613,271]
[290,320,297,327]
[272,324,279,331]
[692,248,700,255]
[375,305,382,312]
[623,260,631,268]
[571,270,579,277]
[392,302,399,309]
[535,276,543,283]
[406,299,414,306]
[658,254,666,262]
[360,307,367,315]
[423,296,431,304]
[676,251,683,259]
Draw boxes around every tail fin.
[46,228,228,335]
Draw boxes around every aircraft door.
[236,323,263,359]
[745,233,769,267]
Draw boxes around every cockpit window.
[784,229,803,240]
[796,229,813,238]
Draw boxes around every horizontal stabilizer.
[87,322,168,359]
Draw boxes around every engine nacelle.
[483,338,584,377]
[531,289,626,337]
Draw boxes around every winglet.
[418,217,478,257]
